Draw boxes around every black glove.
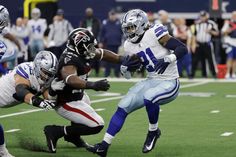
[31,96,56,111]
[154,58,170,74]
[121,55,142,72]
[86,79,110,91]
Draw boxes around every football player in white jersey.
[87,9,187,157]
[0,50,58,108]
[27,8,47,58]
[0,5,21,157]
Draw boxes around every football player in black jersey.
[43,28,130,153]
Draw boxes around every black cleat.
[64,135,89,148]
[44,125,64,153]
[142,128,161,153]
[86,142,109,157]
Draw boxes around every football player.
[27,8,47,58]
[0,5,21,157]
[87,9,187,157]
[43,28,125,153]
[0,50,58,108]
[0,50,58,157]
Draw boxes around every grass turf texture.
[0,81,236,157]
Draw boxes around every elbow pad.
[165,37,188,60]
[13,84,31,102]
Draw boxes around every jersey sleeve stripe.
[155,29,168,38]
[17,66,29,79]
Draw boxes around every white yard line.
[89,77,236,83]
[220,132,234,137]
[0,80,208,119]
[180,81,209,89]
[5,129,21,133]
[0,96,123,119]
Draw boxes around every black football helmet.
[66,28,97,59]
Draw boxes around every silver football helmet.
[121,9,149,43]
[31,8,41,20]
[0,5,9,32]
[34,51,58,85]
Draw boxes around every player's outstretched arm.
[94,48,123,64]
[13,74,55,111]
[61,65,110,91]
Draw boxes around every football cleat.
[44,125,64,153]
[0,147,14,157]
[86,142,109,157]
[142,128,161,153]
[64,135,89,148]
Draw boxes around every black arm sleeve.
[164,37,188,60]
[13,84,31,102]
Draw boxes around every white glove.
[39,100,56,111]
[120,65,131,79]
[51,78,65,91]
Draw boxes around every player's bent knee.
[118,94,136,113]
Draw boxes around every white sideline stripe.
[221,132,234,137]
[5,129,21,133]
[0,81,206,119]
[0,96,123,119]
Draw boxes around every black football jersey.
[56,50,91,104]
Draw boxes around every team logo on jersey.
[74,31,90,46]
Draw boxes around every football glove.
[31,96,56,111]
[154,58,170,74]
[86,79,110,91]
[120,65,131,79]
[121,55,141,72]
[39,100,56,111]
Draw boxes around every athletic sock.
[106,107,128,137]
[66,123,103,136]
[144,99,160,131]
[149,123,158,131]
[103,133,114,145]
[0,125,5,145]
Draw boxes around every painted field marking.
[210,110,220,114]
[95,92,122,97]
[225,95,236,98]
[0,96,123,119]
[0,80,208,119]
[221,132,234,137]
[5,129,21,133]
[179,92,215,97]
[95,108,106,112]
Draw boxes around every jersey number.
[137,48,158,72]
[32,25,41,33]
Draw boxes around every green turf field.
[0,79,236,157]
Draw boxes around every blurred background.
[1,0,236,79]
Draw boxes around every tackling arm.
[14,74,55,110]
[94,48,123,64]
[61,65,110,91]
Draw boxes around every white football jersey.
[124,24,179,80]
[0,62,41,107]
[27,18,47,40]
